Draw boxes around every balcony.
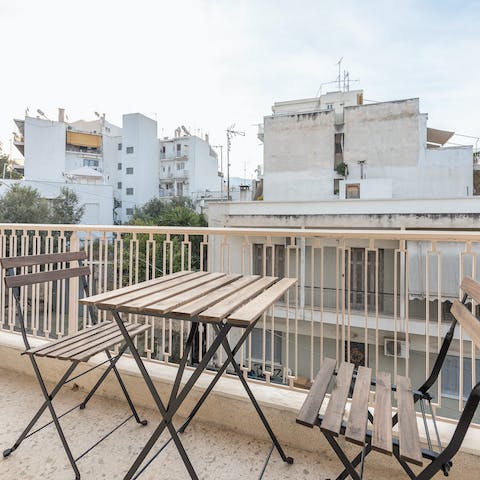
[0,224,479,478]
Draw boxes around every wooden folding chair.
[1,252,150,479]
[297,276,480,480]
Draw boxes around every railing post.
[299,237,306,311]
[68,232,80,335]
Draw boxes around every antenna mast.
[336,57,343,90]
[226,125,245,201]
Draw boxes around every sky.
[0,0,479,177]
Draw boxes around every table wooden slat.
[321,362,355,436]
[199,276,278,323]
[95,271,207,310]
[296,357,336,428]
[32,322,118,356]
[72,324,150,362]
[116,272,226,313]
[345,366,372,446]
[372,371,393,455]
[142,274,242,315]
[226,277,297,326]
[174,275,261,318]
[79,270,192,305]
[397,375,423,466]
[97,271,214,311]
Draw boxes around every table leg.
[211,323,293,465]
[112,311,198,480]
[178,321,258,434]
[112,311,232,480]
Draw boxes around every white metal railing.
[0,224,479,425]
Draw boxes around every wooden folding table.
[81,271,296,480]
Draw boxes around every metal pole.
[227,132,230,201]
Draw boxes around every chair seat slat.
[345,366,372,445]
[397,375,423,466]
[372,371,393,455]
[321,362,355,436]
[296,357,336,428]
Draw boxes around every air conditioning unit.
[384,338,409,359]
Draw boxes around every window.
[126,208,134,215]
[253,244,285,278]
[83,159,99,167]
[176,182,183,196]
[442,355,480,399]
[126,167,134,174]
[118,143,122,150]
[126,146,134,154]
[162,167,166,172]
[347,248,384,311]
[177,162,185,170]
[176,143,181,156]
[117,182,122,189]
[126,188,134,195]
[346,183,360,199]
[160,145,166,159]
[334,133,344,169]
[117,163,122,170]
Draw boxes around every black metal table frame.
[111,310,293,480]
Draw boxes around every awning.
[427,128,454,146]
[66,131,101,148]
[407,241,480,301]
[65,166,102,178]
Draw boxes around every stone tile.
[0,367,477,479]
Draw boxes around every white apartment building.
[260,91,473,202]
[159,131,219,202]
[12,110,219,224]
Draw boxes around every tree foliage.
[129,196,207,227]
[50,187,85,224]
[0,184,50,223]
[0,184,84,224]
[125,197,207,279]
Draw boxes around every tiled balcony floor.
[0,367,476,480]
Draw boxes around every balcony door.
[347,248,384,311]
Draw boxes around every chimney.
[58,108,65,122]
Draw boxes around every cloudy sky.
[0,0,478,177]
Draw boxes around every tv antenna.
[226,125,245,201]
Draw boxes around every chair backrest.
[0,251,94,349]
[451,277,480,349]
[1,252,90,290]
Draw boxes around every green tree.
[129,196,207,227]
[50,187,85,224]
[125,197,207,279]
[0,184,50,223]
